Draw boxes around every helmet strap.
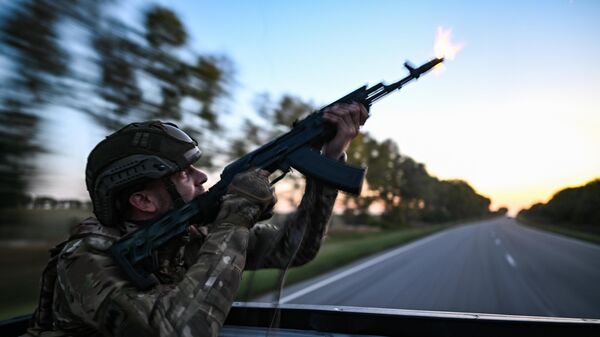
[162,176,186,208]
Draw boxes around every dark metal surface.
[0,314,31,337]
[2,302,599,337]
[224,302,599,337]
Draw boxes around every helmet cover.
[86,121,202,225]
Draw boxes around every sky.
[38,0,600,215]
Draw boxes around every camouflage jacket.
[23,178,338,337]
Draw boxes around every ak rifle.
[111,57,444,289]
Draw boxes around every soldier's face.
[170,165,208,202]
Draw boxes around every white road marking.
[495,238,501,246]
[279,231,447,303]
[505,253,517,267]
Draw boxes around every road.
[260,217,600,318]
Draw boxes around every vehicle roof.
[2,302,599,337]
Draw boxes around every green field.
[0,208,92,242]
[517,217,600,245]
[0,208,92,320]
[0,245,50,320]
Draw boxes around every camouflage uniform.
[24,178,337,337]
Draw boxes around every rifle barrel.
[366,57,444,105]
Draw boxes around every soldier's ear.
[129,190,160,213]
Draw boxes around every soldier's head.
[86,121,208,226]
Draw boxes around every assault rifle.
[110,57,444,289]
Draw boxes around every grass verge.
[517,217,600,245]
[236,224,449,300]
[0,245,50,320]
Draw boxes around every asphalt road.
[261,217,600,318]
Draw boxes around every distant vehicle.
[2,302,599,336]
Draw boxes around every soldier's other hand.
[218,169,277,227]
[321,102,368,159]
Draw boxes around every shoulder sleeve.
[244,177,338,270]
[57,222,249,337]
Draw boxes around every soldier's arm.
[58,219,249,337]
[244,102,365,269]
[244,175,338,270]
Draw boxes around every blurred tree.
[520,179,600,226]
[444,180,491,220]
[87,4,234,136]
[350,136,409,225]
[572,180,600,226]
[396,156,435,223]
[0,103,44,208]
[518,202,546,220]
[343,132,380,223]
[230,94,314,204]
[0,0,69,208]
[232,94,314,155]
[496,207,509,215]
[0,1,235,208]
[546,187,582,222]
[33,196,58,209]
[189,55,234,131]
[141,6,189,122]
[92,32,143,126]
[144,6,187,48]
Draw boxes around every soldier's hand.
[321,102,368,159]
[216,169,277,227]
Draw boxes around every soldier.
[23,103,367,337]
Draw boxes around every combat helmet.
[86,121,202,225]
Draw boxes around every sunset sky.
[39,0,600,215]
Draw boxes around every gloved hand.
[215,169,277,228]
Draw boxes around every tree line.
[343,133,492,226]
[15,195,91,210]
[518,179,600,227]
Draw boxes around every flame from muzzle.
[433,26,463,72]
